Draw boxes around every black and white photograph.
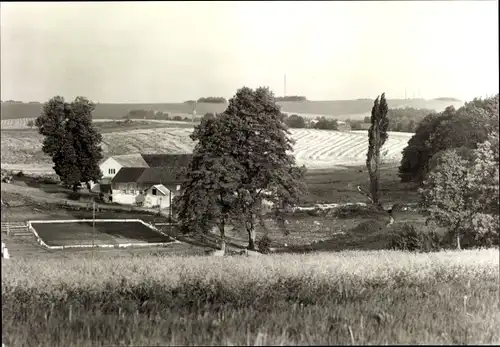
[1,1,498,346]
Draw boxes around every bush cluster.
[257,234,273,254]
[389,223,442,252]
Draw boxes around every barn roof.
[110,167,186,184]
[110,168,147,183]
[111,154,149,167]
[101,153,193,168]
[136,167,186,185]
[140,153,192,168]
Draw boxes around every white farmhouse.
[96,153,192,195]
[97,153,192,208]
[109,167,184,209]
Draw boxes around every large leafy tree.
[419,131,499,249]
[366,93,389,209]
[174,117,243,252]
[36,96,103,191]
[175,87,307,251]
[221,87,307,250]
[399,94,499,183]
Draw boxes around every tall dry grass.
[2,249,499,346]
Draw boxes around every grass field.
[30,220,174,247]
[2,249,498,346]
[1,126,413,172]
[0,98,464,121]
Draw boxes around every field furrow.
[1,128,413,171]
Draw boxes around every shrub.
[389,223,442,252]
[353,220,387,234]
[350,121,363,130]
[257,234,272,254]
[306,208,322,217]
[15,171,24,177]
[330,204,386,219]
[312,117,338,130]
[442,228,499,249]
[285,114,306,128]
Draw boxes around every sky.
[1,1,498,103]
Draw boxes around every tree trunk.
[246,219,256,250]
[454,221,462,250]
[368,158,381,207]
[72,183,79,193]
[369,173,379,206]
[219,221,226,253]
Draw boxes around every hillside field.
[0,98,464,121]
[0,118,197,131]
[1,127,413,173]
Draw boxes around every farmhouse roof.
[111,168,147,183]
[136,167,186,185]
[101,153,193,168]
[112,154,149,167]
[111,167,186,185]
[140,153,193,168]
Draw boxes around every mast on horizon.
[284,74,287,97]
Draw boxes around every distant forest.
[433,97,461,102]
[275,96,307,102]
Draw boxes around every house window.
[152,188,157,196]
[108,168,116,175]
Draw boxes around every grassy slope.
[1,127,196,166]
[2,250,499,346]
[0,98,464,120]
[1,126,412,171]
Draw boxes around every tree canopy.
[197,97,227,104]
[419,131,499,248]
[35,96,103,191]
[174,86,307,251]
[398,94,499,183]
[366,93,389,208]
[275,96,307,102]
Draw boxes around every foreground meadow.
[2,249,499,346]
